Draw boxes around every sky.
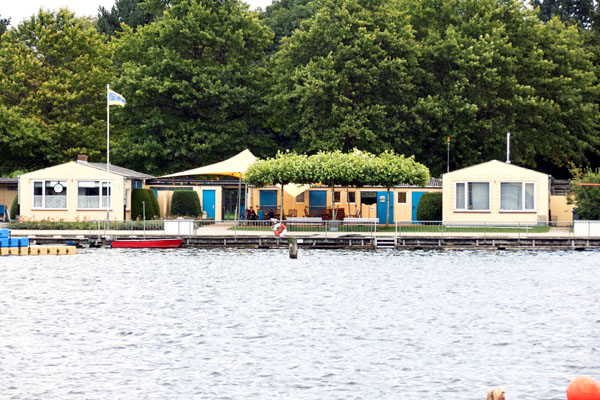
[2,0,272,25]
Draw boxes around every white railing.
[11,218,600,239]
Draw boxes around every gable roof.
[443,160,547,177]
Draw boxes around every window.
[77,181,111,209]
[397,192,407,204]
[33,180,67,209]
[455,182,489,211]
[348,191,356,203]
[296,192,305,202]
[501,182,535,211]
[334,191,341,202]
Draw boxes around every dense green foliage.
[0,9,115,175]
[268,0,418,154]
[260,0,319,53]
[170,190,202,217]
[1,0,599,182]
[97,0,160,37]
[0,15,9,36]
[570,167,600,219]
[416,192,442,221]
[532,0,594,27]
[10,195,19,221]
[111,0,275,175]
[131,188,159,219]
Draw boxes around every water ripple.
[0,248,599,399]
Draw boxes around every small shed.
[18,156,153,221]
[442,160,549,224]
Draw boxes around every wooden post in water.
[289,238,298,259]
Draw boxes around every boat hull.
[111,239,183,249]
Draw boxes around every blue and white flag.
[108,89,126,107]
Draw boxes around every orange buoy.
[567,376,600,400]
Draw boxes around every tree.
[0,15,9,36]
[113,0,275,175]
[259,0,320,53]
[570,167,600,219]
[97,0,164,38]
[268,0,419,154]
[532,0,594,28]
[402,0,599,176]
[245,151,307,219]
[0,9,116,173]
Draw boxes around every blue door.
[203,190,216,219]
[412,191,427,222]
[308,190,327,216]
[377,191,394,224]
[259,190,278,210]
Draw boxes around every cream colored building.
[442,160,550,224]
[18,157,152,221]
[248,179,442,223]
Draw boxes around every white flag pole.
[106,84,110,228]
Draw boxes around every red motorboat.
[110,239,184,249]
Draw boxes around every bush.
[416,192,442,221]
[570,167,600,220]
[170,190,201,217]
[131,188,158,220]
[149,189,160,218]
[10,195,19,220]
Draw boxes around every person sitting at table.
[265,208,275,219]
[248,207,257,220]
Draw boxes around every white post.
[506,132,511,164]
[106,84,110,226]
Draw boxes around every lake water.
[1,248,598,399]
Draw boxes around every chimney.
[77,154,88,163]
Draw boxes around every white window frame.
[500,182,536,212]
[454,181,490,212]
[77,180,112,210]
[32,180,68,210]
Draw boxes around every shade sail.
[280,183,310,198]
[160,149,257,178]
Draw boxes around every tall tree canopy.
[0,15,9,36]
[268,0,419,154]
[259,0,319,53]
[113,0,275,175]
[0,9,115,174]
[97,0,165,37]
[531,0,594,27]
[268,0,598,176]
[403,0,599,175]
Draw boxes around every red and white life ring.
[273,222,287,237]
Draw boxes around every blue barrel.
[8,238,20,247]
[19,238,29,247]
[0,229,9,239]
[0,238,8,247]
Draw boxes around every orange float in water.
[567,376,600,400]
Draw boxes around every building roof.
[443,160,548,177]
[84,162,154,180]
[0,177,18,184]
